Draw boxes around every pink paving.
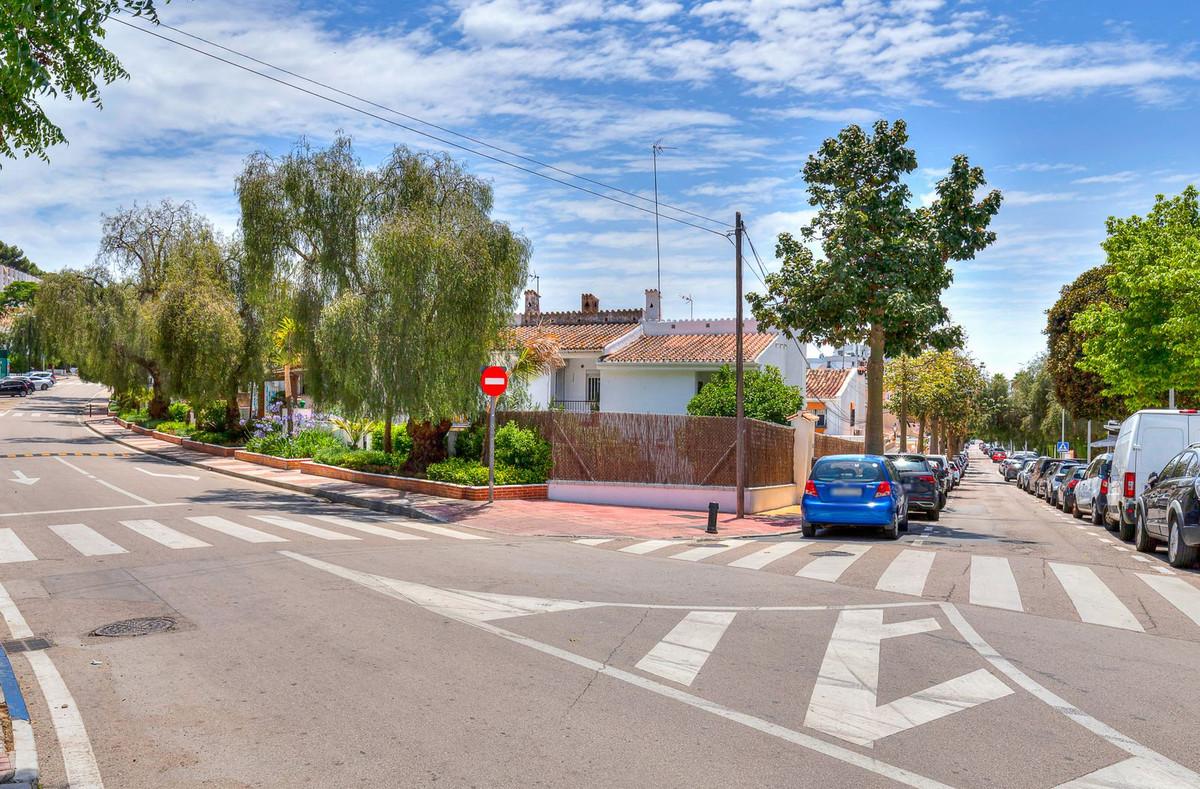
[86,418,802,539]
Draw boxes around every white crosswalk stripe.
[969,555,1023,612]
[796,544,870,582]
[309,514,427,541]
[620,539,674,555]
[875,549,935,597]
[49,523,127,556]
[635,610,737,686]
[1050,562,1143,631]
[250,515,361,541]
[671,541,742,562]
[120,519,211,549]
[727,541,810,570]
[385,519,488,541]
[573,538,613,546]
[1138,574,1200,627]
[187,516,289,544]
[0,529,36,563]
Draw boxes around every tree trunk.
[865,322,885,455]
[148,372,169,420]
[256,384,266,419]
[405,419,451,474]
[930,415,941,455]
[917,414,927,453]
[383,416,393,454]
[898,399,908,454]
[224,396,241,434]
[283,363,294,436]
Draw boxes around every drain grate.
[91,617,176,638]
[810,550,853,557]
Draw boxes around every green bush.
[454,423,484,460]
[370,422,413,455]
[195,401,229,431]
[246,428,345,459]
[167,401,190,422]
[452,421,551,482]
[190,429,245,447]
[311,447,407,474]
[118,408,150,425]
[154,421,193,436]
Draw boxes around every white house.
[509,289,806,415]
[804,366,867,436]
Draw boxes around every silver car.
[1072,453,1113,527]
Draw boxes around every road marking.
[8,469,38,486]
[969,556,1023,612]
[804,608,1013,747]
[279,552,953,789]
[796,544,870,582]
[0,581,34,638]
[670,541,742,562]
[25,650,105,788]
[635,610,737,685]
[728,541,810,570]
[0,502,186,518]
[1054,755,1199,788]
[310,514,427,541]
[135,467,199,480]
[876,550,936,597]
[120,519,211,549]
[251,515,361,541]
[385,519,489,540]
[1113,546,1130,552]
[187,516,289,544]
[49,523,128,556]
[573,538,612,546]
[1137,574,1200,627]
[1073,525,1087,530]
[0,529,37,563]
[1049,563,1143,631]
[619,539,674,555]
[1131,556,1152,563]
[54,456,156,503]
[1154,566,1175,575]
[941,603,1200,787]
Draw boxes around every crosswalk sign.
[1056,441,1070,453]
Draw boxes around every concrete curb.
[82,418,449,523]
[0,643,37,787]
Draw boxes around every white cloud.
[1001,191,1079,206]
[1003,162,1087,173]
[767,106,881,125]
[1073,171,1138,184]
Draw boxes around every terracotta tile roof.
[601,332,777,364]
[504,323,638,353]
[806,367,852,400]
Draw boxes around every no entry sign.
[480,366,508,397]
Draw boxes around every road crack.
[565,607,650,716]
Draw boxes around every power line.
[111,18,731,237]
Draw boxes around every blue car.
[801,454,909,540]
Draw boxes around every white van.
[1107,410,1200,539]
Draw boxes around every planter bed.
[180,438,240,457]
[151,430,184,445]
[299,462,548,501]
[233,450,309,471]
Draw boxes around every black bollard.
[707,502,719,534]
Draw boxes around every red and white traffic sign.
[480,366,508,397]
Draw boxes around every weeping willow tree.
[243,137,528,468]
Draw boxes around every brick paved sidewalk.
[87,418,801,539]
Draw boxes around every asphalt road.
[3,384,1200,788]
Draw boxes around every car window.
[812,459,884,482]
[888,455,930,472]
[1184,453,1200,479]
[1159,453,1187,480]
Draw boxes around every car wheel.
[1118,512,1135,541]
[927,507,940,522]
[802,522,816,539]
[1134,511,1156,553]
[1168,517,1198,568]
[1092,501,1105,527]
[1073,500,1084,519]
[883,512,900,540]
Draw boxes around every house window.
[695,371,714,394]
[816,412,827,429]
[586,374,600,404]
[849,403,856,427]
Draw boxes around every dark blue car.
[802,454,908,540]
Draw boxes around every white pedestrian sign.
[1056,441,1070,453]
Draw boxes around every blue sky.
[2,0,1198,376]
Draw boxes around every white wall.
[600,367,699,415]
[549,480,796,514]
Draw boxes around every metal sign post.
[479,366,509,505]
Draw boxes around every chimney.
[581,293,599,315]
[643,288,661,321]
[523,289,540,324]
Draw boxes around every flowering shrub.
[426,458,537,486]
[311,447,407,474]
[245,428,345,458]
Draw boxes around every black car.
[1047,462,1084,506]
[1135,445,1200,567]
[1059,465,1087,513]
[885,453,942,521]
[1,378,30,397]
[1028,458,1059,496]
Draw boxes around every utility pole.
[1060,407,1067,457]
[735,211,745,519]
[1086,420,1092,463]
[652,141,674,296]
[1170,388,1176,408]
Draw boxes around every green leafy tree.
[1045,265,1125,420]
[1,1,165,163]
[1,280,38,308]
[0,242,42,275]
[1075,187,1200,409]
[748,119,1002,454]
[686,364,802,425]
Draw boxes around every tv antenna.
[652,140,675,295]
[681,294,694,319]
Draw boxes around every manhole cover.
[811,550,853,557]
[91,617,176,638]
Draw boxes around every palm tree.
[271,316,302,435]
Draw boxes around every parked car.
[1109,410,1200,540]
[1134,444,1200,567]
[1002,458,1026,482]
[1048,461,1084,506]
[991,450,1007,463]
[802,454,909,540]
[1015,458,1038,488]
[1060,465,1087,512]
[885,453,942,521]
[26,371,54,390]
[1072,453,1113,526]
[1027,457,1058,495]
[927,455,952,501]
[948,459,962,487]
[1,378,30,397]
